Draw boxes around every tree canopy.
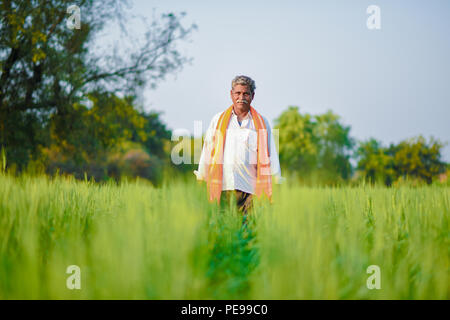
[274,106,354,185]
[0,0,196,173]
[1,1,446,186]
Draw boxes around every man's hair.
[231,75,256,95]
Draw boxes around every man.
[194,75,283,216]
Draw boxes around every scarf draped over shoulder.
[203,105,272,204]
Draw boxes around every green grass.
[0,172,448,299]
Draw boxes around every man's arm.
[194,113,220,181]
[264,116,284,184]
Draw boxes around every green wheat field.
[0,172,448,299]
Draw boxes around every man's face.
[230,84,254,110]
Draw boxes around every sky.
[100,0,450,162]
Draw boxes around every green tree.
[43,91,170,183]
[275,106,355,184]
[313,110,355,182]
[0,0,196,169]
[130,110,171,160]
[354,138,396,186]
[48,91,147,163]
[354,136,447,186]
[274,106,319,175]
[390,135,447,184]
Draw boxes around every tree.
[390,135,447,184]
[130,110,171,160]
[354,136,447,186]
[274,106,318,174]
[42,91,171,183]
[313,110,355,181]
[48,91,148,163]
[354,138,396,186]
[274,106,355,184]
[0,0,197,169]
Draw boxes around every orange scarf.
[204,105,272,204]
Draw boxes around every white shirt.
[194,108,284,194]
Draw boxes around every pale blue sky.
[106,0,450,162]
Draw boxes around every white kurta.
[194,108,284,194]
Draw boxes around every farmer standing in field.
[194,75,283,217]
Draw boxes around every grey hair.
[231,75,256,94]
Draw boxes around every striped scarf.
[204,105,272,204]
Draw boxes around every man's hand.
[273,174,285,184]
[194,170,205,181]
